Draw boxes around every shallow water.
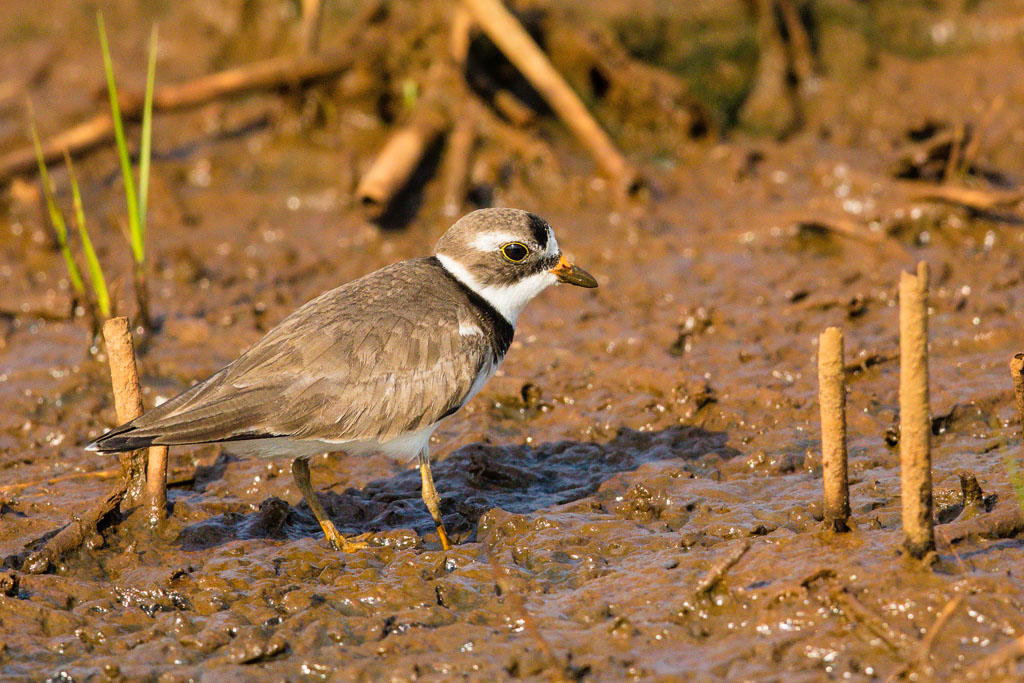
[4,1,1024,680]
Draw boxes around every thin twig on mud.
[963,634,1024,679]
[883,592,965,682]
[907,183,1024,212]
[917,594,965,666]
[843,350,898,376]
[830,588,913,654]
[0,469,119,495]
[694,539,752,597]
[22,482,126,574]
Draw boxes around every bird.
[86,208,598,552]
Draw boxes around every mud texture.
[4,1,1024,680]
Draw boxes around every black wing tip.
[85,424,157,453]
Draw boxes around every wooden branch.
[22,482,126,574]
[300,0,325,55]
[441,110,478,217]
[463,0,637,192]
[906,182,1024,212]
[355,106,449,216]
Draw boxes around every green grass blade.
[28,109,86,297]
[64,150,111,318]
[97,11,143,265]
[138,24,157,246]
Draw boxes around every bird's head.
[435,209,598,324]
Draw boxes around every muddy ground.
[3,0,1024,680]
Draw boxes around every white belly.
[223,423,438,462]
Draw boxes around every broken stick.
[22,484,126,574]
[441,112,477,217]
[463,0,637,192]
[694,539,752,597]
[356,106,448,217]
[1010,354,1024,428]
[103,317,167,522]
[899,261,934,559]
[818,326,850,532]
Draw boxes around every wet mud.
[4,1,1024,680]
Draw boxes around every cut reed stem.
[101,317,150,506]
[899,261,934,559]
[355,106,448,216]
[818,326,850,532]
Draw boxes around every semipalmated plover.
[87,208,598,551]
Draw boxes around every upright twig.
[441,112,477,218]
[300,0,324,55]
[899,261,934,559]
[818,326,850,532]
[463,0,637,192]
[1010,354,1024,429]
[101,317,155,509]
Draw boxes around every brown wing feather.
[93,259,495,451]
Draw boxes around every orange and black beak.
[550,255,598,288]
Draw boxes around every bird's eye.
[501,242,530,263]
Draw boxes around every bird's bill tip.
[550,255,598,288]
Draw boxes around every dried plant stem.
[441,111,477,217]
[942,122,964,184]
[832,588,912,653]
[1011,354,1024,430]
[899,261,934,559]
[22,483,126,574]
[907,183,1024,212]
[300,0,324,55]
[463,0,637,192]
[916,593,964,666]
[964,634,1024,679]
[451,4,473,67]
[818,326,850,532]
[694,539,752,597]
[102,317,167,520]
[355,107,448,216]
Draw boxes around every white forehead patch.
[469,232,525,252]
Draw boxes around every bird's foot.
[320,521,370,553]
